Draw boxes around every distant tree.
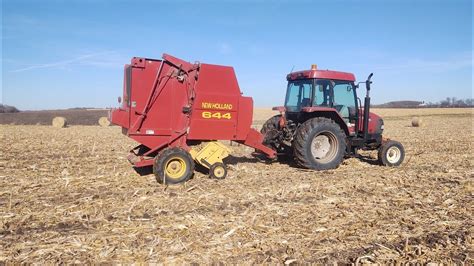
[454,99,465,107]
[0,104,20,113]
[440,99,449,107]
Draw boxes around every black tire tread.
[153,147,195,184]
[377,140,405,167]
[209,162,227,179]
[293,117,346,170]
[260,115,281,134]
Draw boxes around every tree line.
[425,97,474,107]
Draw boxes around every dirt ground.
[0,108,472,263]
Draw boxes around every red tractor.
[110,54,404,185]
[261,65,405,170]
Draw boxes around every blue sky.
[1,0,472,110]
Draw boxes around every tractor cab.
[277,65,365,136]
[284,75,357,124]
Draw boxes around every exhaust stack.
[363,73,373,141]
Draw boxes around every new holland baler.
[110,54,276,184]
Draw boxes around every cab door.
[331,81,357,123]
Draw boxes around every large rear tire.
[293,117,346,170]
[153,147,195,184]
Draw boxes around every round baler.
[110,54,276,184]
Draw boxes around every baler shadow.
[225,155,262,165]
[133,166,153,176]
[226,154,301,169]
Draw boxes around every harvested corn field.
[0,108,472,264]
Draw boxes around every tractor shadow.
[354,154,381,166]
[225,153,380,169]
[225,154,301,168]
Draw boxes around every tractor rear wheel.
[153,147,195,184]
[378,140,405,166]
[293,117,346,170]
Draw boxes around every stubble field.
[0,108,472,263]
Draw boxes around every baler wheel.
[209,162,227,179]
[293,117,346,170]
[378,140,405,167]
[153,147,195,184]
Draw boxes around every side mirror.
[118,96,122,104]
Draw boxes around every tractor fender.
[300,109,350,136]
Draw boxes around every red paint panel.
[128,60,189,137]
[236,96,253,140]
[194,64,241,95]
[358,110,383,134]
[242,129,277,158]
[130,135,169,152]
[272,106,286,112]
[188,114,237,140]
[287,70,355,81]
[110,107,128,128]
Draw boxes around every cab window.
[285,80,312,112]
[332,81,356,121]
[313,79,332,106]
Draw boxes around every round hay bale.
[52,117,67,128]
[98,117,111,127]
[411,116,423,127]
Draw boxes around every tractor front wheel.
[153,147,195,184]
[378,140,405,166]
[293,117,346,170]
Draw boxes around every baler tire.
[378,140,405,167]
[293,117,346,170]
[209,162,227,179]
[153,147,195,185]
